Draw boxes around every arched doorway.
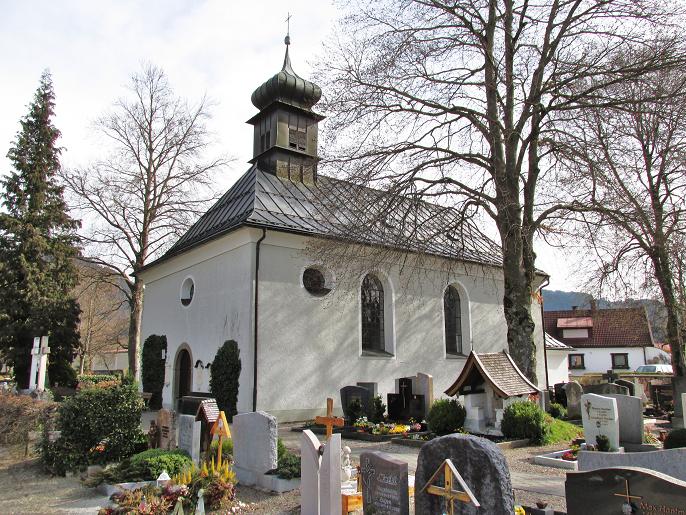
[174,348,192,401]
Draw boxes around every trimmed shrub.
[426,399,466,435]
[77,373,120,388]
[664,428,686,449]
[346,398,363,425]
[368,395,386,423]
[142,335,167,410]
[595,434,611,452]
[501,401,550,444]
[276,449,301,479]
[548,402,567,419]
[210,340,241,420]
[40,383,146,474]
[113,449,192,482]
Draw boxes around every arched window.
[361,274,385,353]
[444,286,463,355]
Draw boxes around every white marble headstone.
[177,414,201,463]
[300,430,342,515]
[320,433,341,515]
[300,430,321,515]
[29,337,40,391]
[415,372,434,417]
[232,411,278,485]
[581,393,619,450]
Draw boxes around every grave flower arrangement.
[560,445,580,462]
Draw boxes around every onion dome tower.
[247,34,324,184]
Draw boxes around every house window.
[444,286,463,355]
[180,277,194,307]
[611,353,629,369]
[569,354,585,369]
[361,274,385,355]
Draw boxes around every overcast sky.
[0,0,579,291]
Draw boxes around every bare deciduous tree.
[72,261,128,374]
[63,64,228,380]
[317,0,684,380]
[554,64,686,385]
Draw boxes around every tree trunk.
[128,279,143,382]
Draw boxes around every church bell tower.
[247,34,324,184]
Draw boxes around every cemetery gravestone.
[614,379,635,397]
[564,381,583,419]
[232,411,278,485]
[415,434,513,515]
[415,372,434,418]
[578,448,686,481]
[581,393,620,450]
[553,382,567,407]
[29,337,40,390]
[177,414,201,463]
[158,409,177,450]
[605,393,643,445]
[300,429,342,515]
[36,336,50,391]
[583,383,629,397]
[388,377,425,421]
[360,451,409,515]
[565,467,686,515]
[340,385,372,423]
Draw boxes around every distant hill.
[542,289,667,342]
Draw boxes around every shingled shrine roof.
[195,399,219,424]
[444,351,540,398]
[143,165,504,271]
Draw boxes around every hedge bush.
[426,399,466,435]
[40,383,146,474]
[210,340,241,421]
[77,373,120,387]
[368,395,386,423]
[112,449,192,482]
[142,335,167,410]
[501,401,549,444]
[664,428,686,449]
[548,402,567,419]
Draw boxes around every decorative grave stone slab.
[605,393,643,444]
[232,411,278,485]
[577,448,686,481]
[564,381,583,419]
[388,377,425,421]
[581,393,620,450]
[565,467,686,515]
[360,450,409,515]
[177,414,201,463]
[157,409,177,450]
[415,373,434,419]
[340,385,372,423]
[583,383,629,397]
[614,379,635,397]
[415,434,513,515]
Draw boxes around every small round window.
[181,277,195,306]
[303,267,330,296]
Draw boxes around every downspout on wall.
[539,277,551,390]
[252,228,267,412]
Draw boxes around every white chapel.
[138,38,548,421]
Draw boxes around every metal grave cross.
[420,459,480,515]
[603,369,619,383]
[315,397,344,440]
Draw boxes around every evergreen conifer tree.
[0,71,81,388]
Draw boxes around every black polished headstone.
[553,382,568,406]
[565,467,686,515]
[415,434,513,515]
[398,377,413,407]
[387,393,404,421]
[360,450,409,515]
[409,394,425,420]
[340,385,372,423]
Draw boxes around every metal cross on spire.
[285,12,292,45]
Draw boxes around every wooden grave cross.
[315,397,344,440]
[210,410,231,469]
[420,459,480,515]
[613,478,642,508]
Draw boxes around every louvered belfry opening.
[247,37,324,185]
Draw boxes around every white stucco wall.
[90,351,129,373]
[140,227,548,421]
[546,350,570,386]
[567,346,647,375]
[139,227,258,412]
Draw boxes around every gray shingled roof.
[545,333,574,350]
[154,166,503,268]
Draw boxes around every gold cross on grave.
[614,478,642,510]
[420,459,480,515]
[315,397,344,440]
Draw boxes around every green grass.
[544,417,583,445]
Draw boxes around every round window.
[180,277,195,306]
[303,267,330,296]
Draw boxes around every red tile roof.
[543,308,653,348]
[444,351,540,398]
